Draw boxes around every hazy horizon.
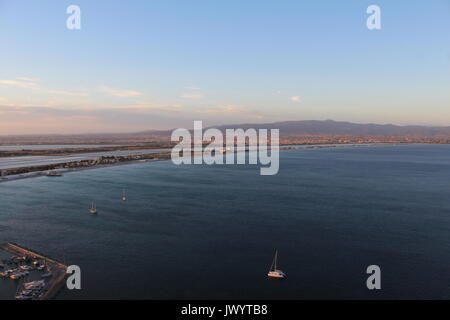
[0,118,450,137]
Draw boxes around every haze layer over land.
[1,120,450,145]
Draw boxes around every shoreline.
[0,143,417,184]
[0,157,167,184]
[0,144,173,158]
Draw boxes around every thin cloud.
[0,103,45,108]
[68,115,97,120]
[47,89,89,97]
[0,97,54,108]
[0,78,88,97]
[98,86,142,97]
[185,85,201,90]
[291,96,301,102]
[198,105,264,119]
[0,79,38,89]
[17,77,40,82]
[113,103,183,113]
[181,93,204,99]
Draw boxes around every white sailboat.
[89,201,97,215]
[121,189,127,201]
[267,250,286,279]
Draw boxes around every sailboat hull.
[267,270,285,279]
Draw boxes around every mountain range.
[144,120,450,137]
[2,120,450,145]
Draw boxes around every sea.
[1,144,450,299]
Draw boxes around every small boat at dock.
[267,250,286,279]
[46,170,63,177]
[9,271,28,280]
[19,265,32,271]
[15,280,46,300]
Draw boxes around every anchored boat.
[46,170,63,177]
[267,250,286,279]
[89,201,97,215]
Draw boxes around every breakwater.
[0,152,172,177]
[0,242,68,300]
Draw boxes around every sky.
[0,0,449,134]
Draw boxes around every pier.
[0,242,68,300]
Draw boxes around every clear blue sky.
[0,0,449,134]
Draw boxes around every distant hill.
[138,120,450,137]
[2,120,450,145]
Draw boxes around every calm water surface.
[1,144,450,299]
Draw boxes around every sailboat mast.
[274,250,278,270]
[269,250,277,272]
